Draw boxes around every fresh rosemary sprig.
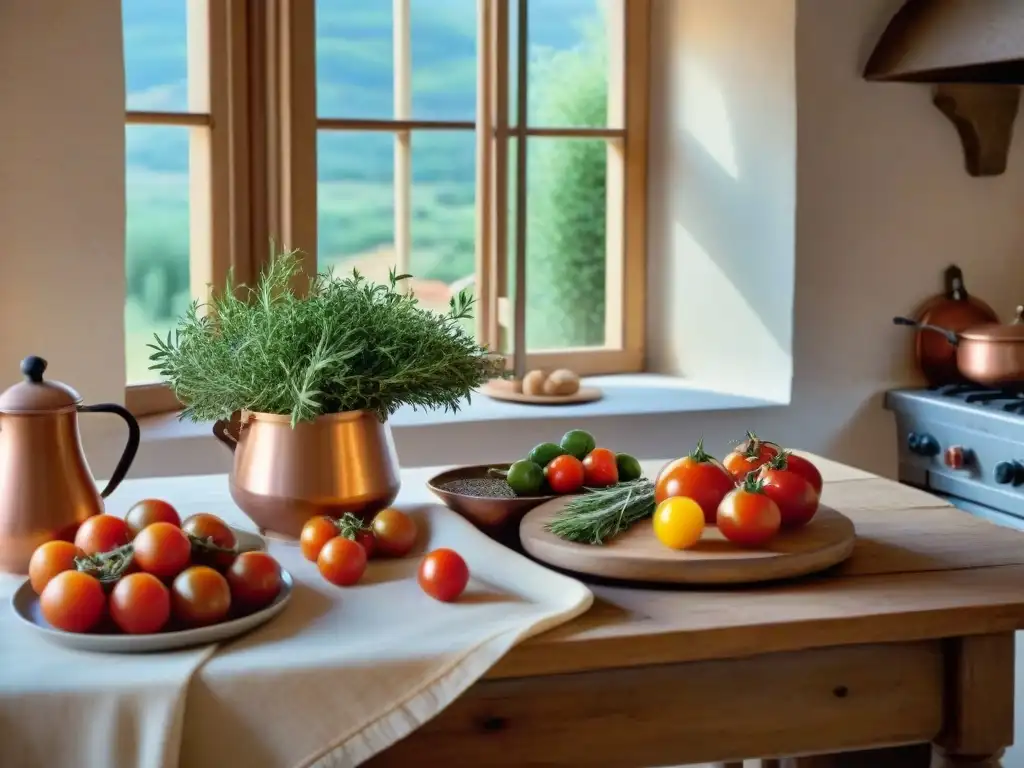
[148,248,504,425]
[545,479,657,545]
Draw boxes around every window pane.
[125,125,193,384]
[317,131,395,276]
[316,1,394,119]
[410,131,475,317]
[510,0,615,129]
[123,0,192,112]
[525,136,608,350]
[410,0,477,121]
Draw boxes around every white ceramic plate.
[10,527,294,654]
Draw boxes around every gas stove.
[886,386,1024,530]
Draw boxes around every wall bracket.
[931,83,1020,177]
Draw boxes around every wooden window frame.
[124,0,252,417]
[125,0,649,417]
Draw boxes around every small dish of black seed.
[440,477,519,498]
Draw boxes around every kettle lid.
[0,356,81,413]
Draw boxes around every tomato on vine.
[133,522,192,579]
[171,566,231,627]
[182,513,237,569]
[40,570,106,633]
[371,509,417,558]
[759,452,820,529]
[317,536,367,586]
[74,514,132,556]
[28,540,82,595]
[654,439,736,524]
[227,551,283,611]
[110,573,171,635]
[722,431,781,483]
[125,499,181,537]
[781,452,824,496]
[717,473,781,548]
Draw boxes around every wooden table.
[371,455,1024,767]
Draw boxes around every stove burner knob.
[944,445,972,469]
[908,432,940,457]
[994,461,1024,485]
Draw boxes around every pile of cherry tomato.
[300,509,469,603]
[28,499,284,635]
[652,432,824,551]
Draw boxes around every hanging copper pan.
[908,265,997,385]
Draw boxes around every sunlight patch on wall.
[677,63,739,180]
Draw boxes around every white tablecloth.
[0,471,593,768]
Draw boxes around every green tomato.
[616,453,643,482]
[505,460,545,496]
[560,429,596,460]
[528,442,567,468]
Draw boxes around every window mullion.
[511,0,529,381]
[393,0,412,284]
[474,0,495,346]
[492,0,511,355]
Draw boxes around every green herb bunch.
[148,249,503,425]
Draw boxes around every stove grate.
[927,383,1024,412]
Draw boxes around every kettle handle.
[78,403,141,498]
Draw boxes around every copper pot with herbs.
[893,306,1024,389]
[149,251,503,538]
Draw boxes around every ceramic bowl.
[427,463,558,547]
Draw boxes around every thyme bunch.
[545,479,657,545]
[148,249,503,425]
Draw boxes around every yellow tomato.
[653,496,705,550]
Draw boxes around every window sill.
[135,374,780,438]
[86,375,785,479]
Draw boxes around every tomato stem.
[689,437,714,464]
[741,470,769,494]
[335,512,370,541]
[75,543,135,583]
[765,450,792,471]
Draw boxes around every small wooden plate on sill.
[479,380,603,406]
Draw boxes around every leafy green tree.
[525,15,608,349]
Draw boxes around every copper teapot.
[0,356,140,573]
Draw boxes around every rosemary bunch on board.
[546,479,657,545]
[148,249,504,425]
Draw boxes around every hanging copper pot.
[908,265,998,385]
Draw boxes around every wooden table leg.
[931,633,1014,767]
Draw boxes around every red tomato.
[716,475,782,547]
[353,529,377,559]
[317,536,368,586]
[171,566,232,627]
[74,514,132,556]
[582,448,619,488]
[109,573,171,634]
[227,551,283,611]
[300,516,340,562]
[545,454,586,495]
[654,439,736,524]
[759,452,820,529]
[132,522,192,579]
[40,570,106,633]
[722,431,781,482]
[418,548,470,602]
[28,540,82,595]
[181,513,237,569]
[783,453,824,496]
[370,509,417,558]
[124,499,181,537]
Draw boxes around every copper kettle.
[0,356,140,574]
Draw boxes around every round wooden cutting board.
[519,498,857,585]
